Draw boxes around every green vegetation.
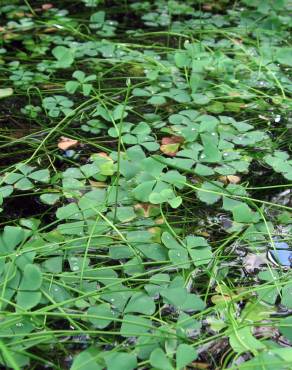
[0,0,291,369]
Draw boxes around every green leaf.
[276,47,292,66]
[149,188,173,204]
[71,348,103,370]
[188,247,213,266]
[82,83,93,96]
[40,193,61,205]
[201,133,222,163]
[16,291,42,310]
[56,203,82,220]
[0,226,25,253]
[72,70,86,82]
[194,164,215,176]
[168,196,182,208]
[116,207,136,222]
[197,181,223,204]
[180,293,205,312]
[161,287,187,307]
[279,316,292,341]
[57,221,84,235]
[104,352,137,370]
[281,283,292,309]
[29,169,50,183]
[176,344,197,370]
[15,177,34,190]
[120,314,151,337]
[109,245,134,260]
[43,256,63,273]
[169,249,190,269]
[87,303,117,329]
[123,257,145,276]
[161,232,183,250]
[238,348,292,370]
[150,348,174,370]
[148,95,166,106]
[0,185,13,198]
[229,326,265,354]
[232,204,259,223]
[20,264,42,290]
[136,336,160,360]
[124,292,155,315]
[52,46,74,68]
[174,51,191,68]
[65,80,79,94]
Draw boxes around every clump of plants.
[0,0,291,369]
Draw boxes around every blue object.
[267,241,291,267]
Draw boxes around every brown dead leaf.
[134,203,153,217]
[228,91,241,97]
[58,136,79,151]
[232,38,243,45]
[196,230,210,238]
[155,217,164,225]
[41,84,60,89]
[43,27,58,33]
[202,4,213,11]
[96,152,111,159]
[211,294,232,305]
[147,227,161,242]
[190,362,210,369]
[258,114,270,121]
[42,4,53,10]
[14,12,26,17]
[160,135,184,157]
[161,136,184,145]
[218,175,241,184]
[3,33,19,40]
[89,180,107,188]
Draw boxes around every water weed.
[0,1,291,369]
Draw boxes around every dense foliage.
[0,0,291,369]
